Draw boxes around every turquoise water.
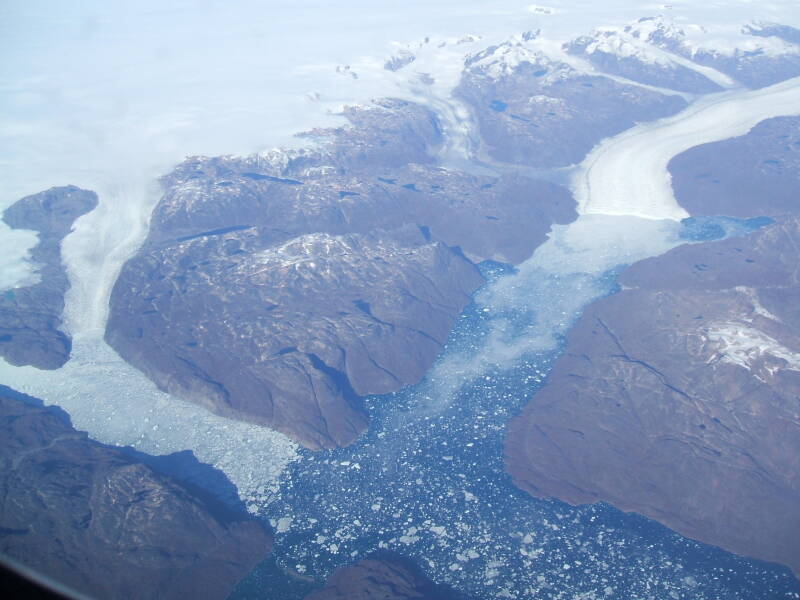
[679,215,774,242]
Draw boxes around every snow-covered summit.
[570,27,673,66]
[384,48,417,72]
[626,15,800,60]
[565,22,730,93]
[588,16,800,89]
[462,31,574,82]
[624,15,694,48]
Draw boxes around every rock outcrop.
[670,116,800,218]
[0,389,271,600]
[0,186,97,369]
[454,41,687,167]
[106,99,576,449]
[626,16,800,89]
[565,29,724,93]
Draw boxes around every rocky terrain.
[454,39,687,167]
[564,28,725,93]
[0,388,271,599]
[746,22,800,46]
[670,115,800,217]
[506,112,800,577]
[106,99,576,449]
[625,17,800,89]
[0,186,97,369]
[5,11,800,600]
[304,556,461,600]
[568,17,800,91]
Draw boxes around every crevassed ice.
[574,76,800,220]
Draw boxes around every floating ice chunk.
[276,517,293,533]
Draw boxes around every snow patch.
[527,5,555,16]
[707,322,800,371]
[0,336,298,510]
[735,286,783,322]
[627,15,800,60]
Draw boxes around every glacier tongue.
[574,76,800,220]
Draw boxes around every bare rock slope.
[454,40,687,167]
[507,140,800,578]
[106,99,575,449]
[304,556,460,600]
[0,390,271,600]
[670,115,800,217]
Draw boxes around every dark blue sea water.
[231,256,800,600]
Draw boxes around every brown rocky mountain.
[564,30,724,94]
[625,16,800,89]
[506,110,800,579]
[0,390,271,600]
[106,99,575,449]
[304,556,460,600]
[454,44,686,168]
[669,116,800,218]
[506,220,800,576]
